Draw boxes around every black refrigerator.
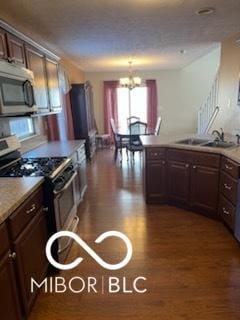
[70,82,96,160]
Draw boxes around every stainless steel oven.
[53,166,79,263]
[0,60,37,115]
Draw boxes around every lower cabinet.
[145,160,166,203]
[0,185,49,319]
[72,144,87,205]
[0,251,22,320]
[144,147,220,219]
[13,209,49,315]
[190,165,219,218]
[0,223,22,320]
[167,160,190,205]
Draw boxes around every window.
[117,87,147,131]
[9,117,35,140]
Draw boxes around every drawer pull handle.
[224,183,232,190]
[9,252,17,260]
[222,207,230,215]
[26,204,36,214]
[225,164,233,170]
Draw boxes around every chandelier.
[119,61,141,90]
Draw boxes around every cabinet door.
[25,46,49,112]
[190,165,219,218]
[146,160,166,203]
[6,33,26,66]
[0,252,22,320]
[46,58,61,112]
[14,209,49,315]
[167,161,190,205]
[0,27,8,60]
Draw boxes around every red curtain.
[103,81,119,139]
[146,79,158,132]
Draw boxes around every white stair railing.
[197,73,219,134]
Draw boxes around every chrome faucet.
[212,128,224,142]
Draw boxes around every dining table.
[116,128,154,146]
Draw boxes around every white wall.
[212,33,240,135]
[86,47,220,135]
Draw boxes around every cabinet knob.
[224,183,232,191]
[192,165,197,169]
[162,160,166,165]
[43,207,49,212]
[9,252,17,260]
[26,204,36,214]
[222,207,230,215]
[185,164,189,168]
[225,164,233,170]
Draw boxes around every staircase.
[197,73,220,134]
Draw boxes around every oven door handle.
[54,171,77,195]
[58,216,79,254]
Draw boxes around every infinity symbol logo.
[46,231,133,270]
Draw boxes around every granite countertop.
[23,140,85,158]
[141,133,240,164]
[0,177,44,224]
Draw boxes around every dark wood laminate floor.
[29,150,240,320]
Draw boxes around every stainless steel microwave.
[0,60,37,115]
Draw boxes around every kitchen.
[1,1,240,320]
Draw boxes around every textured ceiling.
[0,0,240,71]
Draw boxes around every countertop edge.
[0,177,44,224]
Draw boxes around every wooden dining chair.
[110,118,129,162]
[127,116,140,127]
[154,116,162,136]
[127,121,147,160]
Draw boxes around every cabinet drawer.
[146,148,165,160]
[0,223,9,257]
[167,149,220,168]
[8,187,43,240]
[221,157,239,179]
[220,172,238,205]
[77,145,86,163]
[219,195,236,230]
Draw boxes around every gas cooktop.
[0,157,66,177]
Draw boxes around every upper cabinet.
[0,24,62,115]
[25,45,49,113]
[0,27,8,60]
[45,58,61,112]
[6,33,26,67]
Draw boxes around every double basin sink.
[175,138,236,149]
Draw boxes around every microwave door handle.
[28,82,35,107]
[23,80,29,106]
[23,80,35,107]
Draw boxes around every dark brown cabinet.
[46,58,61,112]
[190,165,219,218]
[6,33,26,66]
[0,223,22,320]
[0,27,8,60]
[70,82,96,159]
[0,186,49,318]
[146,160,166,203]
[144,147,220,219]
[13,209,48,315]
[167,160,190,205]
[26,46,49,113]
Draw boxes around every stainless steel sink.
[202,141,236,149]
[175,138,210,146]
